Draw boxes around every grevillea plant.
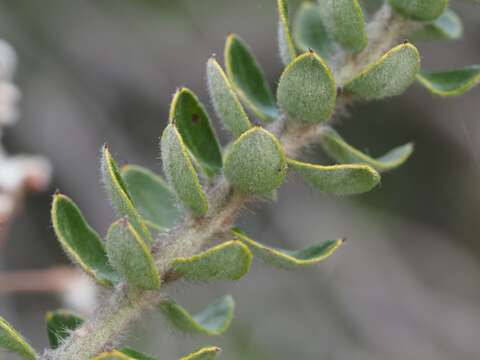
[1,0,479,359]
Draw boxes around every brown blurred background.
[0,0,479,359]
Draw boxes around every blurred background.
[0,0,479,359]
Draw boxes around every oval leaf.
[416,65,480,96]
[0,316,37,360]
[169,88,223,176]
[293,2,335,59]
[106,219,160,290]
[172,241,252,281]
[388,0,448,21]
[225,34,278,121]
[159,295,234,336]
[206,58,252,138]
[180,347,221,360]
[413,8,463,41]
[161,124,208,217]
[321,0,367,53]
[232,228,343,269]
[224,127,287,194]
[101,146,154,245]
[121,165,180,229]
[277,0,297,66]
[51,194,119,286]
[344,43,420,100]
[46,310,84,349]
[277,51,336,123]
[288,159,380,195]
[319,127,414,172]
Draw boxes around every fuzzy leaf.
[106,219,160,290]
[388,0,448,21]
[46,310,84,349]
[277,51,336,123]
[225,34,278,121]
[293,2,335,59]
[224,127,287,194]
[161,124,208,217]
[319,127,414,172]
[172,241,252,281]
[169,88,223,176]
[51,194,119,286]
[159,295,234,336]
[206,58,253,138]
[0,316,37,360]
[232,228,343,269]
[320,0,367,53]
[121,165,180,229]
[344,43,420,100]
[413,8,462,40]
[93,349,156,360]
[101,146,154,245]
[288,159,380,195]
[180,347,221,360]
[417,65,480,96]
[277,0,297,66]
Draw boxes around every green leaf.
[93,349,156,360]
[0,316,37,360]
[51,194,119,286]
[413,8,463,41]
[224,127,287,194]
[277,51,336,123]
[344,43,420,100]
[106,219,161,290]
[46,310,84,349]
[277,0,297,66]
[288,159,380,195]
[121,165,180,229]
[293,2,335,60]
[159,295,234,336]
[320,0,367,53]
[160,124,208,217]
[179,347,221,360]
[119,348,156,360]
[206,57,253,138]
[101,146,154,245]
[172,241,252,281]
[224,34,278,121]
[388,0,448,21]
[319,127,414,172]
[169,88,223,176]
[232,228,343,269]
[416,65,480,96]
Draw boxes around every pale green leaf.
[51,194,119,286]
[93,349,156,360]
[206,58,253,138]
[0,316,37,360]
[417,65,480,96]
[172,241,252,281]
[232,228,343,270]
[277,0,297,66]
[319,127,414,172]
[179,347,221,360]
[413,8,463,40]
[320,0,367,53]
[225,34,278,121]
[288,159,380,195]
[46,310,84,349]
[344,43,420,100]
[106,219,161,290]
[169,88,223,176]
[293,2,335,59]
[277,51,336,123]
[160,124,208,217]
[159,295,234,336]
[121,165,180,229]
[119,348,156,360]
[388,0,448,21]
[224,127,287,194]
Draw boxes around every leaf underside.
[417,65,480,96]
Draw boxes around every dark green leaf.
[417,65,480,96]
[0,316,37,360]
[46,310,84,349]
[277,0,297,65]
[388,0,448,21]
[51,194,119,286]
